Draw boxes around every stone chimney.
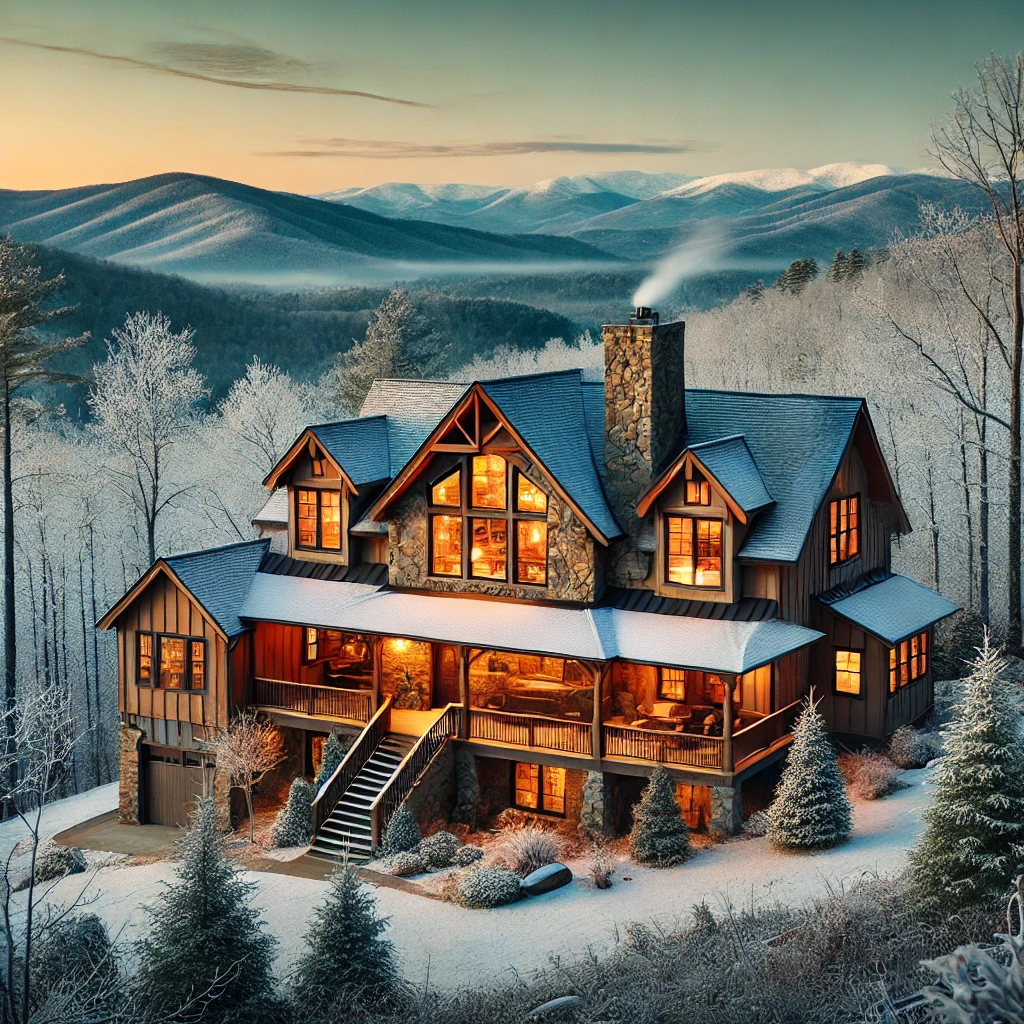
[603,307,686,585]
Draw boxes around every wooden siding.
[115,571,228,734]
[885,627,935,734]
[253,622,305,682]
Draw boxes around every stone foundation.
[709,784,743,836]
[118,723,143,825]
[404,742,456,826]
[580,770,616,838]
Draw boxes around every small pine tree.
[827,250,848,282]
[845,247,866,279]
[383,805,420,854]
[314,732,350,791]
[269,776,316,848]
[630,766,691,867]
[746,279,766,303]
[766,693,851,850]
[291,864,399,1009]
[134,797,277,1021]
[910,636,1024,913]
[775,257,819,294]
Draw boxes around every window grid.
[834,649,863,696]
[666,515,724,588]
[889,631,929,693]
[137,632,206,690]
[829,496,860,566]
[513,762,566,816]
[296,488,343,552]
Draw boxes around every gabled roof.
[817,571,959,644]
[97,538,269,637]
[636,433,774,522]
[263,416,391,491]
[253,488,288,527]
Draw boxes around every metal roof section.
[252,488,288,527]
[687,435,774,515]
[308,416,391,486]
[164,539,270,637]
[600,585,778,621]
[684,390,864,562]
[817,571,960,644]
[480,370,623,541]
[258,551,389,586]
[239,571,822,673]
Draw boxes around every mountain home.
[98,308,957,856]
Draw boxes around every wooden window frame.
[658,667,687,701]
[889,630,929,694]
[663,514,725,591]
[295,487,343,552]
[426,459,548,586]
[511,762,567,818]
[828,495,861,567]
[685,468,712,506]
[136,631,155,686]
[153,633,208,692]
[833,647,864,699]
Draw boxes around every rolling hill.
[0,173,613,285]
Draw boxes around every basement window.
[513,763,566,816]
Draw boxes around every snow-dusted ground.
[2,770,933,991]
[0,782,119,862]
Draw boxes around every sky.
[1,0,1021,193]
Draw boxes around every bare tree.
[204,712,284,843]
[931,52,1024,647]
[88,312,206,566]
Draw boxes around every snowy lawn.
[2,769,934,990]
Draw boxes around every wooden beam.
[591,663,605,764]
[722,676,735,774]
[458,646,469,739]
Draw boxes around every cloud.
[0,36,429,107]
[259,138,710,159]
[150,42,311,79]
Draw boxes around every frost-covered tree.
[383,805,420,855]
[269,776,315,849]
[314,731,350,791]
[775,257,819,294]
[910,635,1024,913]
[827,251,848,282]
[134,797,277,1021]
[846,247,866,279]
[630,765,691,867]
[767,694,851,850]
[291,864,399,1010]
[89,311,206,565]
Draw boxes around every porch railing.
[311,696,392,837]
[252,677,372,723]
[603,724,723,769]
[731,700,802,766]
[369,704,463,850]
[469,708,592,755]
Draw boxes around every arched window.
[427,456,549,585]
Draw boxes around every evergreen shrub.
[453,844,484,867]
[386,851,426,877]
[34,841,87,882]
[383,806,420,855]
[268,776,316,848]
[453,867,523,909]
[419,830,460,868]
[314,733,351,791]
[29,913,118,1012]
[629,766,691,867]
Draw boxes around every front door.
[434,645,461,707]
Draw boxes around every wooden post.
[591,663,603,763]
[457,646,469,738]
[722,675,735,774]
[371,637,383,716]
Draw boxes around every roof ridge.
[478,367,583,387]
[687,433,748,449]
[308,414,388,430]
[688,387,866,404]
[164,537,269,563]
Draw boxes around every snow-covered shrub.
[932,609,991,679]
[910,636,1024,913]
[452,867,523,909]
[419,830,460,869]
[587,843,618,890]
[630,766,691,867]
[386,851,426,877]
[453,844,484,867]
[268,776,315,848]
[691,901,718,934]
[496,827,566,876]
[767,696,851,850]
[888,725,943,769]
[29,913,118,1012]
[839,751,908,800]
[34,841,87,882]
[382,805,420,855]
[314,732,351,791]
[743,810,769,838]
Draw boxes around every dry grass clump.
[838,750,909,800]
[586,842,621,890]
[492,827,566,876]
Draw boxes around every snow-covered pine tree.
[629,765,691,867]
[827,250,848,282]
[314,732,350,791]
[766,693,851,850]
[269,776,316,848]
[134,797,277,1021]
[383,805,420,854]
[290,864,400,1010]
[845,247,866,279]
[910,636,1024,913]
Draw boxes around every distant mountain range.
[0,173,611,285]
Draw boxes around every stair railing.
[368,703,463,851]
[311,695,393,837]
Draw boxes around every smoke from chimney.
[631,222,725,308]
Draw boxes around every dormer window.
[297,488,341,551]
[685,469,712,506]
[666,515,723,588]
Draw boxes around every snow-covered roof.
[239,571,822,673]
[687,435,774,516]
[253,488,288,526]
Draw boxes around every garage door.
[144,746,213,827]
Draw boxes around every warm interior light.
[530,527,541,543]
[392,638,408,652]
[471,547,483,561]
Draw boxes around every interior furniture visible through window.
[829,496,860,566]
[665,515,723,587]
[302,628,374,687]
[136,632,206,690]
[889,631,928,692]
[428,456,549,585]
[659,667,687,700]
[685,468,712,506]
[296,488,341,551]
[834,649,862,696]
[513,762,566,815]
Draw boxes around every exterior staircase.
[308,697,463,864]
[309,733,414,862]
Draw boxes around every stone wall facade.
[118,723,143,825]
[404,742,456,826]
[380,638,432,709]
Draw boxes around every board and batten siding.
[253,621,306,683]
[116,572,229,738]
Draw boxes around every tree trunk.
[2,383,14,818]
[1009,254,1023,651]
[959,411,975,610]
[246,788,255,844]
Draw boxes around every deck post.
[371,637,383,716]
[458,646,469,738]
[591,663,604,763]
[722,676,735,774]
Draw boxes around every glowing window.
[890,631,928,692]
[431,468,461,507]
[513,763,565,815]
[686,471,711,506]
[472,455,506,510]
[835,649,862,696]
[431,515,462,576]
[659,667,686,700]
[137,632,153,685]
[297,489,317,548]
[514,762,539,809]
[320,490,341,550]
[305,626,319,663]
[516,473,547,513]
[666,516,722,587]
[159,637,187,690]
[190,640,206,690]
[470,518,507,580]
[829,496,860,565]
[516,520,547,584]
